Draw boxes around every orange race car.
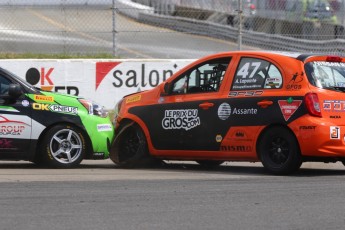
[110,51,345,174]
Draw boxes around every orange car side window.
[172,57,231,94]
[232,57,283,90]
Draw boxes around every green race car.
[0,67,114,168]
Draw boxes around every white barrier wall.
[0,59,194,109]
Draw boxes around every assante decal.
[232,108,258,114]
[217,103,257,120]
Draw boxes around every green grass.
[0,53,116,59]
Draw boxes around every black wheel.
[38,124,85,168]
[258,126,302,175]
[196,160,224,168]
[110,123,158,168]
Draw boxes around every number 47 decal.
[237,62,261,78]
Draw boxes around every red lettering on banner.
[40,67,54,91]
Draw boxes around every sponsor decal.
[220,145,252,152]
[22,100,30,107]
[26,67,79,95]
[286,72,303,90]
[264,78,281,88]
[33,103,78,115]
[232,83,262,89]
[32,103,78,115]
[217,104,258,117]
[323,100,345,112]
[235,131,245,137]
[0,139,13,148]
[32,103,49,111]
[215,135,222,143]
[299,126,316,139]
[34,95,54,102]
[278,97,302,121]
[125,95,141,104]
[232,108,257,115]
[330,115,341,119]
[323,102,331,110]
[229,90,263,97]
[330,126,340,139]
[218,103,231,120]
[334,103,341,110]
[315,62,345,67]
[162,109,200,131]
[97,124,112,132]
[227,129,252,142]
[49,105,78,115]
[232,60,265,89]
[0,115,30,136]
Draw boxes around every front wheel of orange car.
[258,127,302,175]
[110,123,159,168]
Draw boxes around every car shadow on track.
[105,161,345,177]
[0,160,344,177]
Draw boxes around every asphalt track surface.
[0,7,256,58]
[1,160,345,230]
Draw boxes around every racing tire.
[196,160,224,168]
[258,126,302,175]
[39,124,85,168]
[110,123,158,168]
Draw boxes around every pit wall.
[1,59,194,109]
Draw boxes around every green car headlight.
[79,99,108,118]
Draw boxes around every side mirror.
[8,84,22,98]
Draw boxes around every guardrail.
[118,4,345,55]
[116,0,153,19]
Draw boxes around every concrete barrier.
[0,59,194,109]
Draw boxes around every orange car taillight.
[326,56,342,62]
[304,92,322,117]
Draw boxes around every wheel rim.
[267,137,290,166]
[119,127,141,161]
[49,129,82,164]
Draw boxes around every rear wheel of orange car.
[258,126,302,175]
[110,123,159,168]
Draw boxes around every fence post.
[112,0,117,57]
[238,0,243,50]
